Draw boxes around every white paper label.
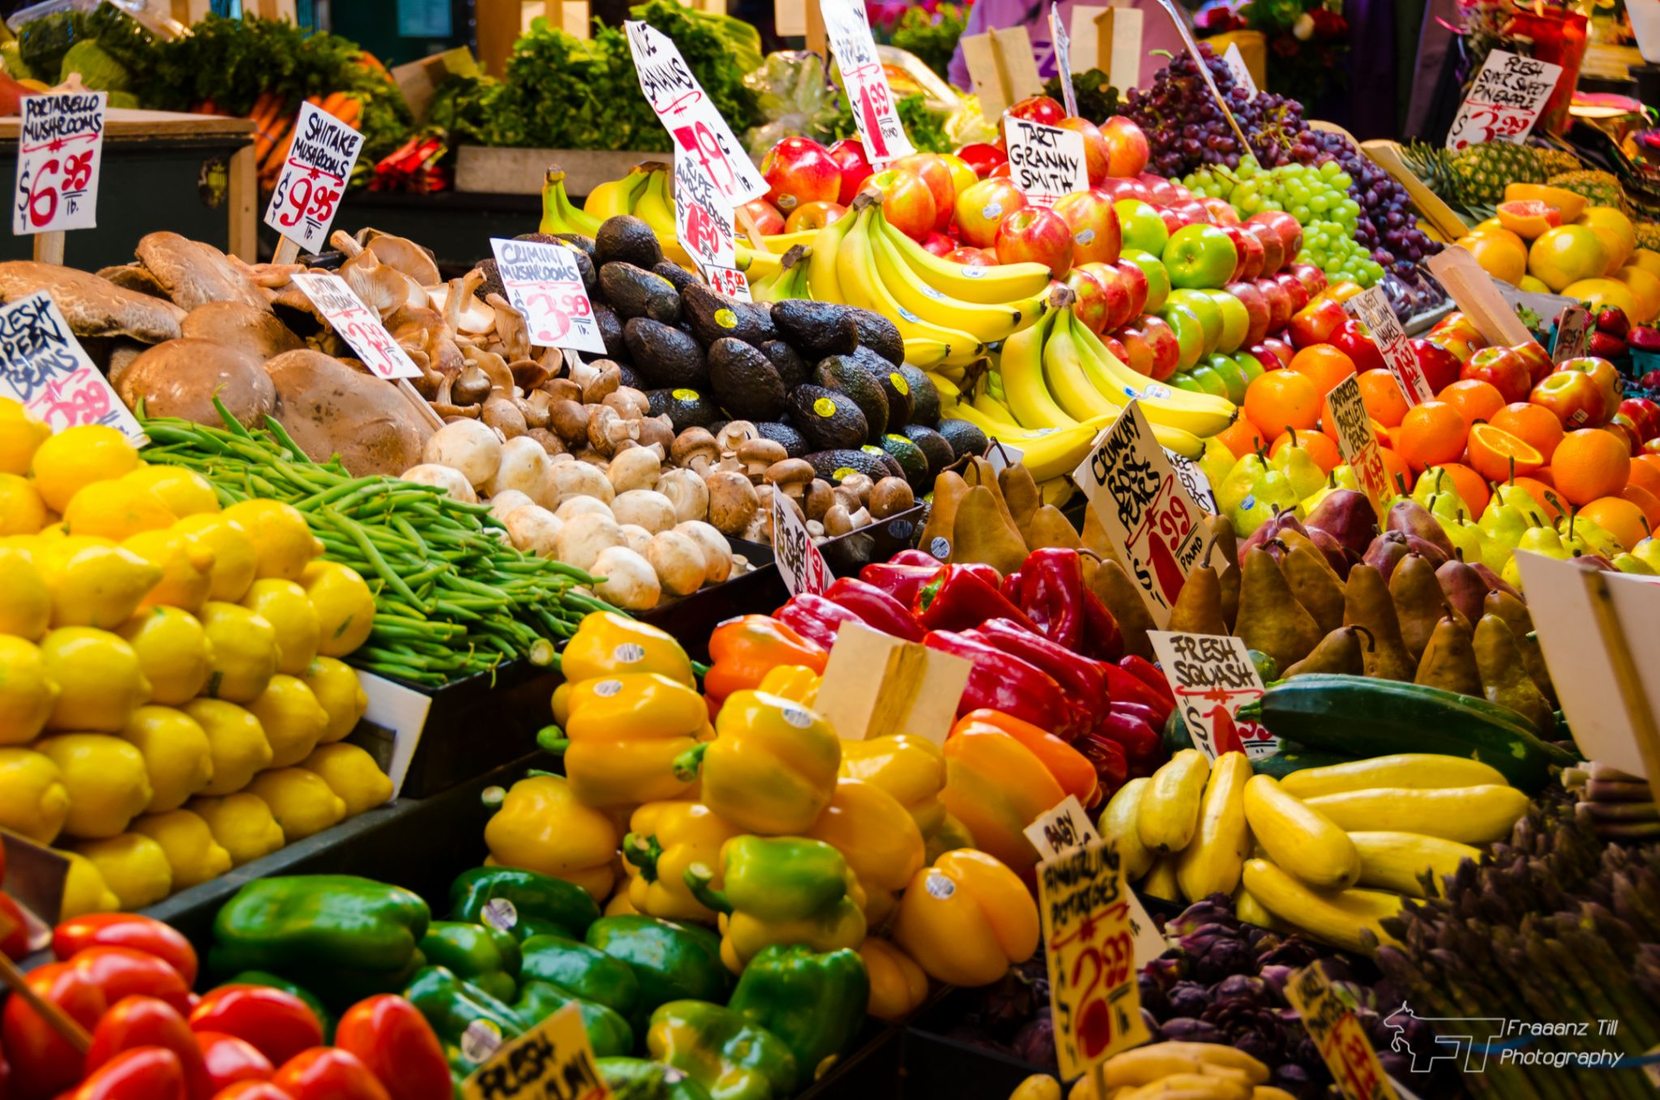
[1345,286,1433,405]
[1551,305,1592,364]
[673,153,737,269]
[1446,49,1564,151]
[0,292,142,443]
[1324,375,1392,510]
[985,439,1025,473]
[1025,793,1101,859]
[263,101,365,254]
[1050,6,1079,118]
[1004,116,1089,208]
[1165,450,1217,514]
[772,493,830,597]
[291,273,422,380]
[489,237,607,355]
[820,0,916,163]
[1222,43,1258,98]
[14,91,106,235]
[354,670,433,800]
[1147,631,1278,761]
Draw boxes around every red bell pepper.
[773,594,870,650]
[704,616,827,703]
[86,998,211,1100]
[2,960,106,1097]
[213,1084,294,1100]
[270,1050,390,1100]
[59,1047,185,1100]
[188,988,323,1070]
[1120,655,1177,709]
[1095,708,1163,764]
[858,553,943,608]
[69,947,193,1017]
[1101,662,1174,726]
[1080,587,1124,662]
[333,996,449,1100]
[0,893,27,960]
[1001,548,1091,651]
[922,630,1084,737]
[913,565,1036,633]
[53,915,198,986]
[1072,729,1129,801]
[195,1033,272,1094]
[967,619,1110,717]
[823,577,923,641]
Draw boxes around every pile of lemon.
[0,401,391,917]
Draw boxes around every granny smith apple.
[1204,352,1248,404]
[1114,199,1169,256]
[1119,248,1171,313]
[1167,289,1223,353]
[1171,371,1206,394]
[1158,303,1205,370]
[1233,350,1266,387]
[1188,364,1229,399]
[1162,223,1240,290]
[1207,289,1250,353]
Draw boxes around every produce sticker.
[489,238,607,356]
[13,90,106,235]
[1284,962,1397,1100]
[624,21,767,205]
[462,1001,610,1100]
[1039,837,1151,1080]
[1147,631,1277,761]
[820,0,915,164]
[1445,49,1563,152]
[0,292,142,443]
[1049,6,1079,118]
[1344,287,1432,405]
[264,101,364,254]
[772,491,830,597]
[1324,374,1391,511]
[1004,117,1089,209]
[291,273,422,380]
[1070,401,1206,625]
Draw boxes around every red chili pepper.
[1,960,106,1097]
[966,619,1109,721]
[69,947,194,1016]
[1119,655,1177,707]
[195,1033,273,1094]
[54,915,199,986]
[270,1049,390,1100]
[59,1047,185,1100]
[188,988,323,1069]
[213,1083,295,1100]
[772,593,870,650]
[913,565,1037,633]
[823,577,923,641]
[0,893,28,960]
[922,630,1082,737]
[86,997,212,1100]
[333,996,449,1100]
[1002,548,1091,651]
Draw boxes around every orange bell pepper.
[892,849,1039,987]
[941,726,1064,876]
[951,709,1099,808]
[704,616,827,703]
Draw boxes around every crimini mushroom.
[705,470,758,536]
[656,468,708,524]
[636,416,675,453]
[715,420,758,453]
[481,395,527,439]
[602,387,650,419]
[840,473,875,507]
[804,479,834,522]
[586,406,640,455]
[547,398,589,444]
[546,377,583,403]
[869,477,916,519]
[736,439,788,480]
[582,361,622,404]
[670,428,720,474]
[525,428,565,456]
[763,458,814,504]
[451,365,492,406]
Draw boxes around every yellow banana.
[970,373,1202,458]
[1069,316,1237,439]
[836,208,984,365]
[941,404,1113,481]
[583,168,651,220]
[867,221,1037,345]
[1043,309,1123,422]
[872,210,1053,304]
[634,165,677,235]
[807,211,857,302]
[998,300,1077,432]
[539,168,602,237]
[903,339,954,369]
[760,228,823,253]
[925,370,962,400]
[750,246,810,302]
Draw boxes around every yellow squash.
[1280,753,1508,799]
[1097,777,1155,880]
[1242,774,1360,888]
[1175,752,1252,900]
[1136,749,1210,854]
[1348,831,1482,897]
[1306,785,1529,844]
[1241,858,1401,954]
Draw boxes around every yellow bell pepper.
[692,690,840,836]
[859,938,929,1021]
[299,742,393,815]
[35,733,153,839]
[556,673,711,809]
[941,726,1065,878]
[604,892,638,916]
[838,735,947,837]
[188,792,286,866]
[923,813,976,865]
[483,772,619,900]
[119,705,214,813]
[71,833,173,909]
[622,801,743,922]
[130,809,232,889]
[0,746,70,843]
[246,767,346,841]
[805,778,924,925]
[561,611,694,686]
[892,849,1039,988]
[755,664,821,705]
[58,851,119,918]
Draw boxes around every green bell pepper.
[419,921,522,1004]
[585,916,730,1012]
[683,837,866,971]
[449,867,599,941]
[597,1057,714,1100]
[402,965,526,1078]
[519,933,641,1020]
[209,875,430,977]
[226,970,334,1039]
[646,1000,798,1100]
[514,979,633,1057]
[728,945,869,1081]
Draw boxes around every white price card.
[1050,6,1079,118]
[985,439,1025,474]
[1324,375,1392,510]
[772,492,831,597]
[13,91,106,235]
[674,153,737,269]
[489,237,607,356]
[1025,794,1101,859]
[263,101,365,255]
[1445,49,1564,152]
[1551,305,1591,364]
[353,670,433,800]
[0,292,142,443]
[703,265,752,301]
[1147,631,1278,761]
[820,0,915,164]
[1165,450,1217,515]
[624,21,768,204]
[1344,286,1432,405]
[1004,116,1089,208]
[291,273,422,380]
[461,1002,611,1100]
[1222,43,1258,98]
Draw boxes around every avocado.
[682,283,777,347]
[756,421,810,457]
[879,434,931,493]
[653,261,700,295]
[814,355,889,441]
[900,424,954,480]
[615,361,646,390]
[936,419,989,462]
[806,448,904,484]
[600,262,682,324]
[551,232,596,259]
[759,340,808,390]
[899,365,940,427]
[849,308,904,367]
[790,385,868,452]
[517,232,597,295]
[624,318,707,389]
[594,302,629,361]
[863,352,914,430]
[594,215,664,269]
[708,337,787,421]
[647,387,720,431]
[771,300,860,359]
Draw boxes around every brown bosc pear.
[1483,590,1557,705]
[1168,565,1227,635]
[1283,625,1370,678]
[919,469,969,560]
[1234,546,1324,670]
[996,462,1043,532]
[951,485,1028,575]
[1342,563,1415,681]
[1279,539,1346,634]
[1413,615,1484,698]
[1088,556,1157,661]
[1204,515,1241,629]
[1388,553,1448,663]
[1020,504,1082,550]
[1472,613,1556,734]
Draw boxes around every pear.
[1235,546,1323,670]
[1632,536,1660,573]
[1559,514,1623,560]
[1442,516,1487,568]
[1491,482,1551,527]
[1613,552,1655,574]
[1169,565,1228,635]
[1302,488,1378,563]
[1435,558,1489,626]
[1217,455,1267,517]
[1283,625,1367,677]
[1387,498,1457,560]
[1388,554,1447,662]
[1484,589,1556,705]
[1199,437,1237,489]
[1414,615,1483,697]
[1280,538,1346,633]
[1477,496,1533,573]
[1472,614,1555,734]
[1342,563,1416,681]
[1272,432,1327,501]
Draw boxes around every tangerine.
[1216,414,1267,459]
[1269,429,1341,473]
[1552,428,1632,505]
[1466,423,1545,483]
[1357,369,1410,427]
[1578,496,1649,550]
[1620,483,1660,531]
[1288,345,1357,395]
[1243,370,1322,437]
[1458,232,1527,285]
[1437,379,1506,428]
[1628,453,1660,496]
[1395,401,1468,472]
[1513,476,1567,522]
[1378,447,1413,496]
[1431,462,1491,518]
[1488,401,1564,463]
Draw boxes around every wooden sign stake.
[1425,246,1535,347]
[805,0,827,59]
[961,26,1045,117]
[32,231,64,266]
[1150,0,1250,154]
[1096,7,1143,91]
[0,951,90,1054]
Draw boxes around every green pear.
[1217,454,1267,516]
[1504,525,1570,590]
[1330,464,1360,491]
[1612,552,1655,575]
[1477,498,1532,574]
[1444,518,1487,566]
[1200,437,1236,489]
[1633,537,1660,573]
[1558,514,1622,559]
[1422,491,1465,525]
[1271,437,1327,501]
[1491,483,1551,527]
[1412,467,1451,509]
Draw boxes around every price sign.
[1284,963,1397,1100]
[1147,631,1277,761]
[1165,450,1217,515]
[461,1002,611,1100]
[490,237,607,355]
[1039,838,1151,1080]
[625,21,767,204]
[1070,402,1206,625]
[291,273,422,380]
[1344,287,1432,405]
[820,0,915,164]
[673,153,736,269]
[1324,375,1391,511]
[773,492,830,597]
[0,292,142,443]
[1050,6,1079,118]
[13,91,106,235]
[1025,794,1101,859]
[1445,50,1563,152]
[703,265,752,301]
[263,101,364,254]
[1003,117,1089,208]
[1221,43,1258,98]
[1551,305,1591,364]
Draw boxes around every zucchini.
[1250,746,1357,779]
[1242,775,1359,889]
[1306,785,1529,845]
[1280,753,1508,799]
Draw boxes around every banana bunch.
[1013,1041,1284,1100]
[750,245,810,302]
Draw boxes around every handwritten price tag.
[773,492,830,597]
[674,153,737,269]
[1345,287,1432,405]
[1147,631,1277,761]
[263,102,363,254]
[291,273,422,380]
[490,237,607,356]
[1284,963,1397,1100]
[820,0,915,164]
[1324,375,1392,510]
[461,1002,610,1100]
[14,91,106,235]
[1551,305,1591,364]
[1004,117,1088,208]
[1165,450,1217,515]
[1445,50,1563,152]
[1025,794,1101,859]
[0,292,142,443]
[1050,6,1079,118]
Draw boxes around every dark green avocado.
[758,340,808,390]
[936,419,989,461]
[879,434,930,493]
[770,299,861,359]
[707,337,786,421]
[646,388,720,431]
[790,385,868,452]
[849,308,904,367]
[755,421,809,457]
[814,355,888,441]
[594,215,664,269]
[624,318,707,389]
[806,448,904,484]
[898,365,940,427]
[682,283,777,347]
[899,424,954,480]
[599,262,682,324]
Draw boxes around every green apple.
[1203,352,1248,405]
[1157,303,1205,371]
[1114,199,1169,255]
[1120,248,1171,312]
[1207,289,1250,352]
[1234,351,1266,387]
[1167,289,1223,353]
[1188,364,1229,398]
[1161,224,1240,290]
[1171,371,1206,394]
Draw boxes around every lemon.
[121,466,220,518]
[0,473,45,535]
[223,500,322,581]
[246,674,329,768]
[71,833,172,908]
[302,656,368,742]
[30,426,140,513]
[62,476,176,541]
[188,791,285,865]
[184,698,273,795]
[0,636,58,744]
[0,547,50,639]
[300,742,392,815]
[58,850,119,917]
[0,746,70,843]
[40,627,151,732]
[201,601,278,703]
[300,560,376,657]
[40,542,164,630]
[119,607,213,705]
[246,767,346,840]
[172,513,257,603]
[122,528,216,614]
[0,406,50,478]
[119,704,213,812]
[130,809,232,889]
[36,732,153,839]
[242,579,320,676]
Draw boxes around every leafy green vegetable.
[60,39,130,91]
[17,12,81,80]
[830,92,951,154]
[883,4,965,83]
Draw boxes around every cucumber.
[1250,746,1358,779]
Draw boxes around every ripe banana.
[872,211,1053,305]
[807,212,857,303]
[538,168,602,237]
[1043,308,1121,422]
[633,164,676,235]
[583,167,651,220]
[1069,316,1237,438]
[940,399,1114,481]
[999,301,1079,432]
[867,217,1039,345]
[835,207,985,365]
[750,246,810,302]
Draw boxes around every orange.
[1288,345,1357,395]
[1395,400,1469,472]
[1216,414,1267,459]
[1626,453,1660,497]
[1431,462,1491,518]
[1243,370,1322,437]
[1465,423,1545,483]
[1620,483,1660,531]
[1496,199,1562,240]
[1513,476,1567,522]
[1357,369,1410,427]
[1560,277,1638,318]
[1552,428,1632,505]
[1578,496,1649,550]
[1579,206,1636,274]
[1269,429,1341,473]
[1458,231,1527,285]
[1617,265,1660,323]
[1378,447,1413,496]
[1437,379,1506,428]
[1488,402,1564,463]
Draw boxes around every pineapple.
[1399,142,1465,204]
[1535,147,1581,176]
[1636,221,1660,252]
[1451,143,1546,205]
[1547,170,1628,214]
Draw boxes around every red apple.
[1221,226,1264,282]
[783,200,846,233]
[1255,277,1293,333]
[1113,258,1149,318]
[1329,319,1387,374]
[1007,95,1067,127]
[1510,341,1553,385]
[1225,281,1272,347]
[1094,177,1150,203]
[1103,334,1130,362]
[761,136,842,214]
[955,142,1007,179]
[1052,189,1122,265]
[1247,210,1303,261]
[1462,345,1533,403]
[1244,222,1285,276]
[1080,261,1134,331]
[1139,173,1182,206]
[1238,344,1281,376]
[1115,324,1157,377]
[1274,272,1310,315]
[954,177,1026,249]
[1202,197,1241,227]
[1559,356,1623,412]
[995,207,1074,277]
[1411,338,1462,393]
[1168,200,1212,228]
[1100,118,1152,178]
[1606,413,1643,454]
[1287,297,1346,349]
[1619,396,1660,439]
[920,231,957,257]
[893,153,958,233]
[946,246,997,266]
[827,139,872,205]
[1137,316,1182,380]
[1066,267,1111,334]
[1260,337,1295,369]
[739,198,786,236]
[1532,370,1608,427]
[1055,117,1111,186]
[860,168,937,241]
[1288,262,1326,298]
